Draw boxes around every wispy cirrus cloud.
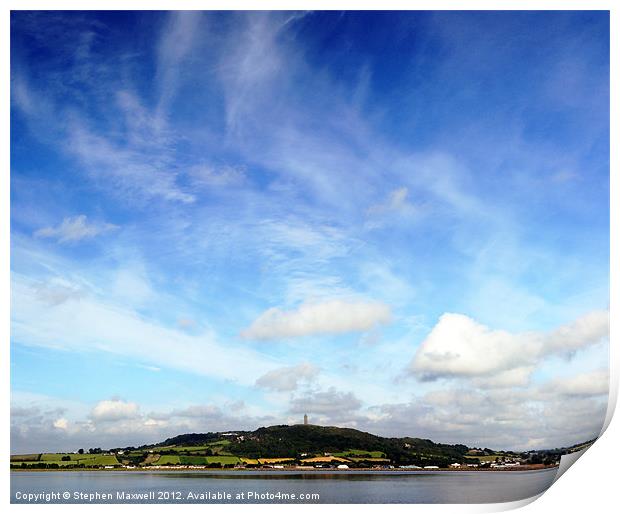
[365,186,419,229]
[10,11,609,453]
[156,11,204,117]
[34,214,118,243]
[187,163,247,188]
[65,119,196,204]
[11,272,280,384]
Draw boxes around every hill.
[152,424,471,467]
[11,424,579,469]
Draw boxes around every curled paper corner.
[484,454,585,512]
[552,447,585,485]
[496,375,616,508]
[494,448,598,511]
[478,492,547,513]
[551,384,616,487]
[549,322,617,488]
[515,378,617,503]
[423,491,549,513]
[600,359,618,436]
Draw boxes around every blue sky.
[10,11,609,453]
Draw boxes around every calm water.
[11,469,558,504]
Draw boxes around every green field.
[126,451,147,458]
[10,454,40,462]
[156,455,181,465]
[151,440,234,457]
[206,456,240,465]
[13,454,120,467]
[333,450,386,458]
[464,454,505,462]
[167,445,211,453]
[153,440,232,453]
[15,460,74,467]
[180,456,208,465]
[40,453,75,461]
[154,455,239,466]
[182,456,239,465]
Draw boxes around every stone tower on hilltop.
[304,413,308,425]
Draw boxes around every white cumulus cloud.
[542,369,609,398]
[543,310,610,354]
[52,418,69,430]
[289,387,362,416]
[91,399,139,422]
[255,362,319,391]
[410,310,608,383]
[241,299,392,340]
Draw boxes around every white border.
[2,2,617,513]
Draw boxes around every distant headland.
[11,423,593,472]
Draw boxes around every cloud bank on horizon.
[10,11,609,453]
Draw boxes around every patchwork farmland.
[10,424,575,470]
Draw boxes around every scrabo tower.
[304,413,308,425]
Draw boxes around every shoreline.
[10,464,557,473]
